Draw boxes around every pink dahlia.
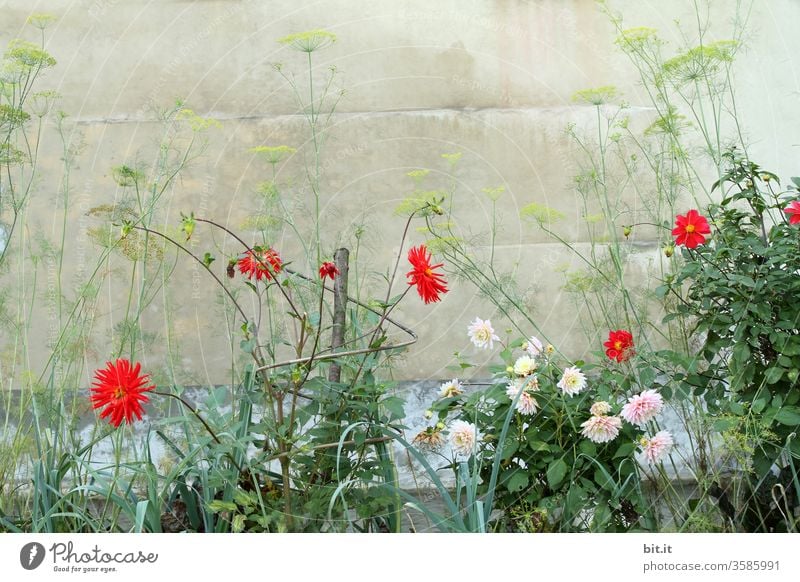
[640,430,674,463]
[580,415,622,444]
[620,389,664,427]
[506,381,539,415]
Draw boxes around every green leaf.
[732,341,751,364]
[381,396,405,421]
[506,471,529,493]
[765,366,784,385]
[564,484,586,518]
[546,458,568,489]
[712,418,737,432]
[751,398,767,414]
[527,440,551,453]
[208,500,237,513]
[134,500,149,533]
[774,407,800,426]
[579,439,597,457]
[613,441,635,459]
[594,466,615,492]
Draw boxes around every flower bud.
[590,401,612,416]
[623,225,633,238]
[663,244,674,258]
[435,421,445,430]
[424,409,433,419]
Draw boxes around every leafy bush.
[659,150,800,531]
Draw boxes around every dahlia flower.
[640,430,674,463]
[506,382,539,415]
[513,355,537,377]
[319,261,339,280]
[524,336,544,357]
[784,201,800,225]
[90,359,154,427]
[448,420,478,457]
[590,401,612,416]
[620,389,664,426]
[580,415,622,443]
[672,209,711,249]
[439,378,464,398]
[557,366,587,396]
[604,329,635,363]
[406,244,448,304]
[468,317,500,350]
[237,246,282,281]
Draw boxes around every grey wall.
[1,0,799,385]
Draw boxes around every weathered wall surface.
[1,0,799,384]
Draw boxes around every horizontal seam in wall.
[70,105,657,126]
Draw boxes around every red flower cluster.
[784,201,800,225]
[90,359,154,427]
[237,246,282,281]
[406,245,448,304]
[604,330,635,363]
[319,261,339,280]
[672,210,711,249]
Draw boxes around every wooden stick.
[328,247,349,383]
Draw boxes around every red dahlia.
[604,330,635,363]
[237,246,282,281]
[319,261,339,280]
[784,201,800,225]
[671,210,711,249]
[90,359,155,427]
[406,244,448,304]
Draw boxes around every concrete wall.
[1,0,799,385]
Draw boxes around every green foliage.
[661,151,800,531]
